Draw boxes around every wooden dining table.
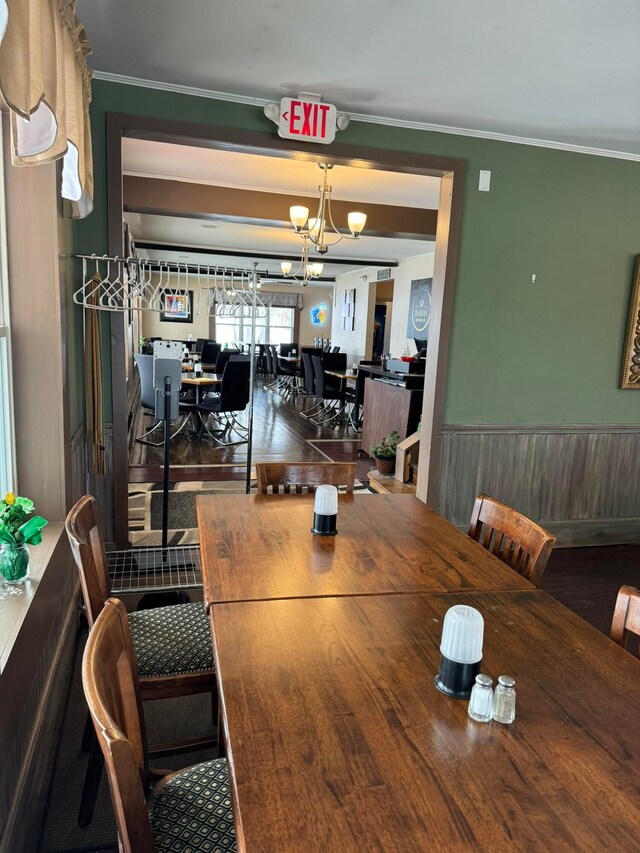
[197,493,533,608]
[211,588,640,851]
[181,371,222,406]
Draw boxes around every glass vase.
[0,542,30,584]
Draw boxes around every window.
[215,305,296,346]
[0,122,16,495]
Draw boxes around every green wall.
[73,78,640,426]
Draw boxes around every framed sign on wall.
[342,288,356,331]
[161,290,193,323]
[620,256,640,389]
[311,303,328,327]
[406,278,432,340]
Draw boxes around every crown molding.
[93,70,640,162]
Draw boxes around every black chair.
[273,344,297,393]
[345,369,366,430]
[195,337,208,355]
[196,359,251,445]
[309,355,345,426]
[215,348,241,375]
[279,343,299,357]
[265,344,295,394]
[201,341,221,368]
[134,354,190,446]
[263,343,274,381]
[331,346,340,353]
[299,347,322,394]
[300,351,326,420]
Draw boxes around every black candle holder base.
[311,512,338,536]
[434,655,480,700]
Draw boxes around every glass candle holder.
[435,605,484,699]
[311,485,338,536]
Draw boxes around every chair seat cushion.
[127,602,214,679]
[150,758,236,852]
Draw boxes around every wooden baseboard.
[0,592,79,853]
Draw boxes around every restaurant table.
[325,369,356,382]
[181,372,222,405]
[197,493,533,608]
[211,588,640,851]
[278,354,301,364]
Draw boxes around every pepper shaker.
[492,675,516,724]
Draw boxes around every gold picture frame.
[620,256,640,389]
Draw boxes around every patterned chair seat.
[127,602,214,679]
[150,758,236,852]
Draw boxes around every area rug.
[128,480,256,546]
[129,475,369,546]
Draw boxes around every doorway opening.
[105,115,464,545]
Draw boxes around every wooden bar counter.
[359,367,424,452]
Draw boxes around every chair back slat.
[610,586,640,657]
[256,462,356,495]
[82,598,153,853]
[66,495,111,626]
[468,494,556,587]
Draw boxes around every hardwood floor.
[129,378,363,482]
[542,544,640,636]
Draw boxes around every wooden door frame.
[106,112,465,545]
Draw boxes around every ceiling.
[122,139,437,284]
[80,0,640,156]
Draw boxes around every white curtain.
[0,0,93,218]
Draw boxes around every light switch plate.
[479,170,491,192]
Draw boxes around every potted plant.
[0,493,48,584]
[370,431,400,475]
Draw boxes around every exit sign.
[278,97,337,144]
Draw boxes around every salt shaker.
[468,674,493,722]
[492,675,516,724]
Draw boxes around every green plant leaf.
[16,516,48,544]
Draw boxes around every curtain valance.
[0,0,93,217]
[260,290,304,310]
[211,289,304,310]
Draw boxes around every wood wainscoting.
[438,424,640,547]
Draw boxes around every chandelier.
[289,163,367,255]
[280,236,323,287]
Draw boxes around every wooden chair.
[82,598,235,853]
[255,462,357,494]
[610,585,640,657]
[66,495,217,825]
[468,493,556,587]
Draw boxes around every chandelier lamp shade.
[289,163,367,255]
[280,237,324,287]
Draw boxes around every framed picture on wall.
[342,288,356,331]
[620,256,640,389]
[161,289,193,323]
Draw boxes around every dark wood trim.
[442,423,640,434]
[109,113,466,177]
[421,169,464,507]
[123,175,438,241]
[106,113,465,542]
[106,114,129,547]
